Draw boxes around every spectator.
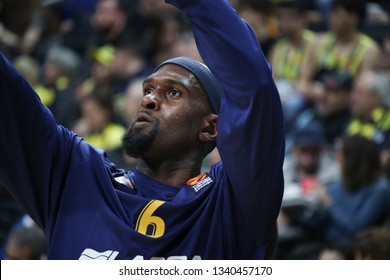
[237,0,279,58]
[110,39,155,94]
[73,91,125,152]
[137,0,183,61]
[280,135,390,259]
[304,136,390,245]
[347,69,390,149]
[269,0,316,82]
[315,70,353,145]
[12,54,56,108]
[4,225,47,260]
[298,0,380,102]
[284,122,338,192]
[269,0,316,134]
[0,0,43,57]
[77,44,116,99]
[297,69,353,147]
[89,0,141,47]
[276,122,339,259]
[354,227,390,260]
[50,0,98,54]
[12,55,40,86]
[41,45,81,128]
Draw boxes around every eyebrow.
[143,77,190,89]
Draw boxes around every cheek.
[162,102,197,121]
[160,106,200,135]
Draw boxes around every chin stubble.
[121,119,159,158]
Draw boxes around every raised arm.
[0,52,77,229]
[168,0,285,242]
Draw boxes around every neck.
[136,157,203,187]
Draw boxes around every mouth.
[132,111,156,129]
[135,111,153,123]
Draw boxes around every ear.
[199,114,218,143]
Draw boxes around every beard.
[122,119,159,158]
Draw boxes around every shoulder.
[67,135,109,170]
[359,33,380,49]
[104,155,126,176]
[357,34,381,60]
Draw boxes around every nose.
[140,93,159,110]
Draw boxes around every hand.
[312,182,331,207]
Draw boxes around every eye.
[144,87,153,96]
[167,89,181,99]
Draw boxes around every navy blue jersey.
[0,0,284,259]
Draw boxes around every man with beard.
[0,0,284,259]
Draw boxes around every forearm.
[0,51,58,166]
[0,52,73,228]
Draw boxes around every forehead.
[150,64,197,82]
[145,64,205,96]
[145,64,212,112]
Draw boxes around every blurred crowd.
[1,0,390,260]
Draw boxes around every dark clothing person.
[0,0,284,259]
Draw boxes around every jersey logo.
[187,173,215,193]
[79,248,119,260]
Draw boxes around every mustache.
[130,110,157,127]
